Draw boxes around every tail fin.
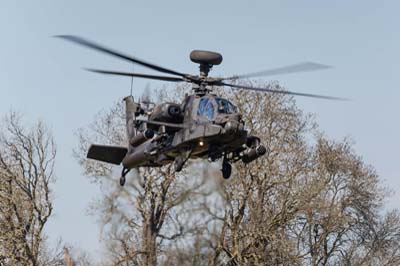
[123,96,140,140]
[87,145,127,165]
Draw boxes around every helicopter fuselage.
[120,94,262,170]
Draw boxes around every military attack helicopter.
[58,35,344,186]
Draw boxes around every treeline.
[1,82,400,265]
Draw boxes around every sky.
[1,0,399,256]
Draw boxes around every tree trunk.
[64,247,73,266]
[142,221,157,266]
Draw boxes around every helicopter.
[58,35,344,186]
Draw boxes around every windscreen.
[197,98,214,120]
[216,98,237,114]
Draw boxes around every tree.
[200,84,313,265]
[0,112,57,266]
[202,83,400,266]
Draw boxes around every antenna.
[130,64,134,96]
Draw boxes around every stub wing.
[87,144,128,165]
[136,119,187,129]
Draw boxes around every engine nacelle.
[224,120,243,135]
[130,129,154,147]
[149,103,183,124]
[242,145,267,164]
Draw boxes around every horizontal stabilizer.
[87,145,128,165]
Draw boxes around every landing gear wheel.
[222,161,232,179]
[120,168,130,187]
[119,176,126,186]
[174,156,184,172]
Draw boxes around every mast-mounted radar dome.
[190,50,223,66]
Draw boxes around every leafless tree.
[200,83,400,266]
[0,112,57,266]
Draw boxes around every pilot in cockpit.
[216,98,236,114]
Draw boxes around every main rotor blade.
[224,62,332,80]
[219,82,348,101]
[86,68,184,82]
[56,35,188,77]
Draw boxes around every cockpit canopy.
[215,97,237,114]
[197,96,237,120]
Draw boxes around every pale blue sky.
[1,0,399,255]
